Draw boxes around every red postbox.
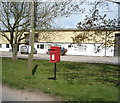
[50,46,60,63]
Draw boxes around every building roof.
[0,28,120,32]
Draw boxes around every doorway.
[114,33,120,56]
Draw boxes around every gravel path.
[1,85,62,101]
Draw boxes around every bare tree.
[75,1,118,56]
[0,1,85,60]
[0,1,31,60]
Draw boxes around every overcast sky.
[52,1,119,28]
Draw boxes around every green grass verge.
[2,57,119,101]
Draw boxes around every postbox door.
[50,46,60,63]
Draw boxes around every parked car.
[46,47,67,56]
[20,45,37,54]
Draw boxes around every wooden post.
[27,1,35,76]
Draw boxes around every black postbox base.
[48,63,57,80]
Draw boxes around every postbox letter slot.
[50,49,55,51]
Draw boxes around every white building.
[0,29,120,56]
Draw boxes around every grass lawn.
[2,57,119,101]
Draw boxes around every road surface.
[0,51,119,65]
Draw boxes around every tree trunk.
[104,32,107,57]
[12,44,18,60]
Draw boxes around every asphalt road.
[0,51,119,65]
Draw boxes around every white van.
[20,45,37,54]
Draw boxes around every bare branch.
[0,31,11,44]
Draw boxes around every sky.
[1,0,119,30]
[52,1,119,28]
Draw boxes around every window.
[37,44,39,48]
[68,45,72,48]
[6,44,9,48]
[94,45,101,53]
[0,44,1,48]
[21,46,27,49]
[37,44,44,49]
[40,44,44,49]
[78,45,87,52]
[68,43,72,48]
